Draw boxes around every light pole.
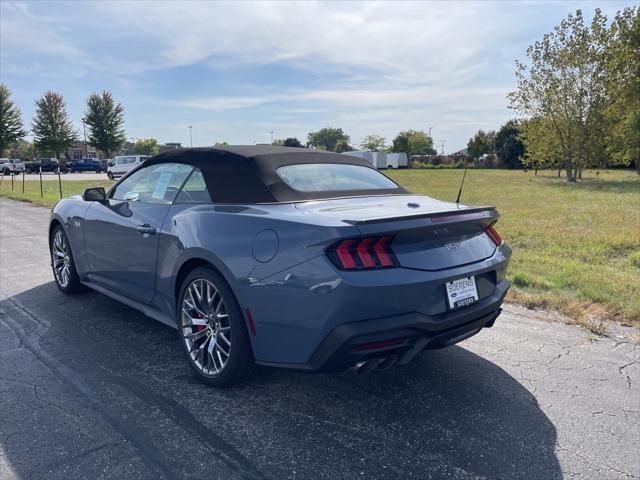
[189,126,193,148]
[82,120,88,157]
[269,131,274,144]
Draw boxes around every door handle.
[137,224,157,236]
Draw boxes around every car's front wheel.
[178,267,254,387]
[107,172,114,180]
[50,226,84,294]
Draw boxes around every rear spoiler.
[342,206,498,226]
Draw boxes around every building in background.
[66,142,100,160]
[159,142,182,153]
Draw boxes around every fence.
[0,168,64,199]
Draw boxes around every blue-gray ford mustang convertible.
[49,146,511,386]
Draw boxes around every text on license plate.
[445,276,479,309]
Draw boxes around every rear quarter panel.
[154,203,360,322]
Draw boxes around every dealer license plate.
[445,276,479,310]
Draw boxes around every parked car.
[107,155,150,180]
[0,159,10,175]
[24,158,69,174]
[10,159,26,173]
[70,158,103,173]
[0,158,25,175]
[48,146,511,387]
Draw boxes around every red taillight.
[328,236,397,270]
[486,225,503,246]
[336,239,357,269]
[374,236,394,267]
[355,237,376,268]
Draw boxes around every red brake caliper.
[194,311,205,332]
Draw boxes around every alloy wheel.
[181,279,231,376]
[52,230,71,288]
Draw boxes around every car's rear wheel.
[178,267,254,387]
[51,226,84,294]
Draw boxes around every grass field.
[388,169,640,327]
[1,169,639,326]
[0,176,114,208]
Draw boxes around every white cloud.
[1,0,631,150]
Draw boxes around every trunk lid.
[295,195,499,271]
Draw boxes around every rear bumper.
[256,279,509,372]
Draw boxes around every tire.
[50,225,85,294]
[107,172,114,180]
[177,267,254,387]
[3,168,10,176]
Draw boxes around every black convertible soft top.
[146,146,408,203]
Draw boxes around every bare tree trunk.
[565,159,575,182]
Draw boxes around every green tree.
[8,139,35,160]
[0,84,26,155]
[494,121,525,168]
[83,90,126,158]
[334,138,352,153]
[509,9,611,181]
[133,138,159,156]
[283,137,303,148]
[32,91,77,159]
[360,134,386,151]
[520,117,564,174]
[604,7,639,174]
[307,127,350,152]
[390,130,433,156]
[467,129,496,160]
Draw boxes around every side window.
[112,163,193,205]
[175,168,212,204]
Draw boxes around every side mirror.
[82,187,106,202]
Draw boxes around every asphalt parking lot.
[1,197,638,480]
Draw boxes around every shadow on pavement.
[1,282,562,479]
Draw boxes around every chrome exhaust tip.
[353,359,383,374]
[377,355,398,371]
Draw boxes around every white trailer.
[386,152,408,169]
[342,150,374,168]
[372,151,387,169]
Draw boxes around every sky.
[0,1,633,153]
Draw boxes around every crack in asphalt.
[618,361,637,389]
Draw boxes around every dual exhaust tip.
[353,355,399,374]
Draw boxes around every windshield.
[276,164,399,192]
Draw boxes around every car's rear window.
[276,164,398,192]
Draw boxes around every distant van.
[107,155,151,180]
